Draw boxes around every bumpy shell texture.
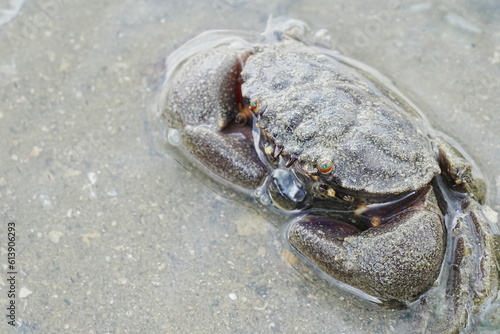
[241,39,440,194]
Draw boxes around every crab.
[160,19,499,331]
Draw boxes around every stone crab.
[159,18,499,331]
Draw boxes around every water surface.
[1,0,499,333]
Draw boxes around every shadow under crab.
[159,17,499,333]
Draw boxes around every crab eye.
[249,98,259,111]
[317,159,334,174]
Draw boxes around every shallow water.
[1,1,499,333]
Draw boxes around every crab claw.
[288,188,445,303]
[183,124,267,189]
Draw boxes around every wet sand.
[1,1,499,333]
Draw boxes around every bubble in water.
[234,112,249,126]
[260,194,271,205]
[254,187,265,197]
[167,128,182,146]
[314,28,332,47]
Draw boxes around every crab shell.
[241,39,440,196]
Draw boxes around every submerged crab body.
[160,18,498,332]
[241,39,440,195]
